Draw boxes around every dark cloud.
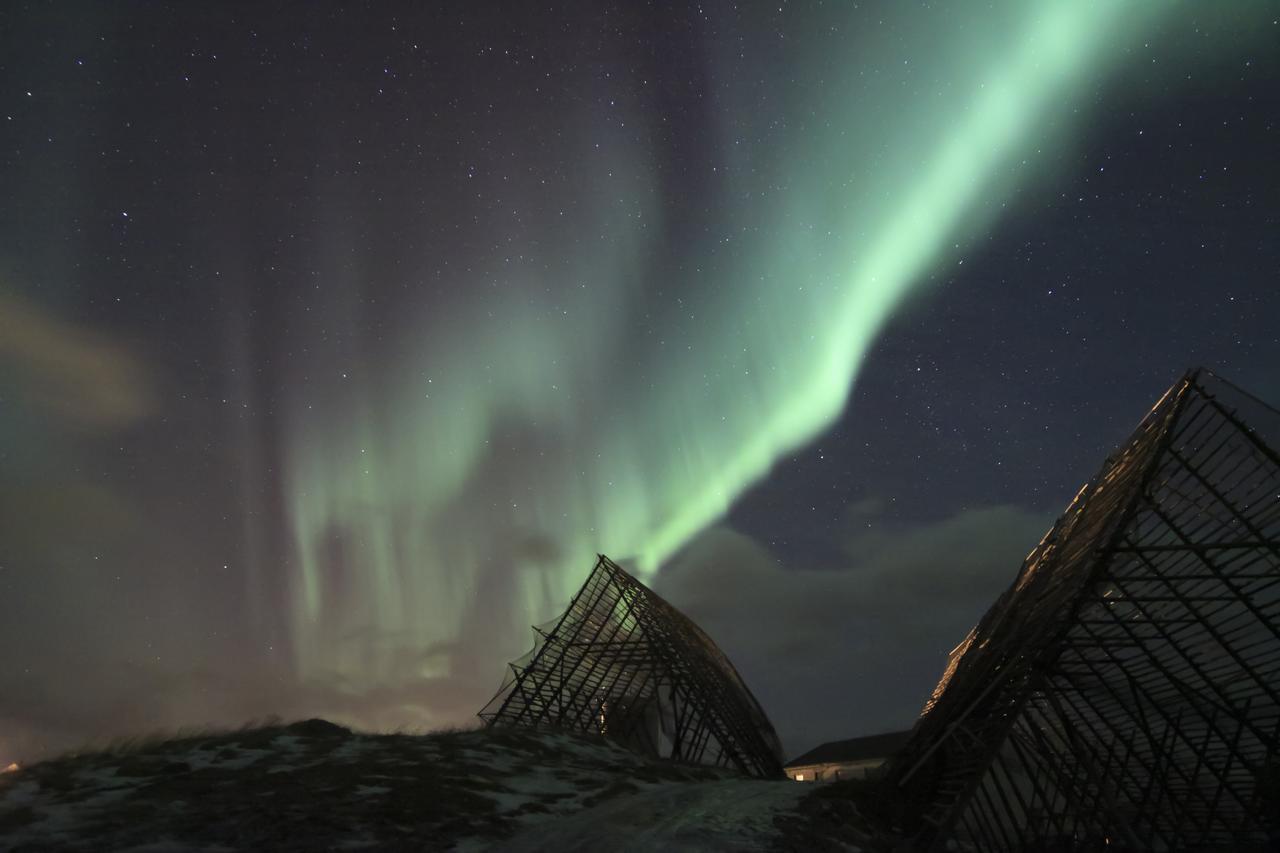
[652,503,1054,759]
[0,481,142,562]
[0,289,157,429]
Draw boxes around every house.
[784,730,912,783]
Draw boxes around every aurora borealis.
[2,2,1277,764]
[287,0,1176,707]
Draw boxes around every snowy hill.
[0,719,881,851]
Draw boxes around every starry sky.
[1,2,1277,767]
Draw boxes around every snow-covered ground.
[493,776,814,852]
[0,720,878,851]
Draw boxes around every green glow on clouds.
[282,1,1175,721]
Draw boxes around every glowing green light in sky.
[282,1,1177,726]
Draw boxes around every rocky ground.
[0,720,886,851]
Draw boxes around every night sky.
[1,2,1277,768]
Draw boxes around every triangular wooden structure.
[887,369,1280,850]
[478,554,784,778]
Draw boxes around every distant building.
[784,730,912,783]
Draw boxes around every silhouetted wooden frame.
[886,369,1280,851]
[478,554,785,778]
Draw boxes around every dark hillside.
[0,720,883,851]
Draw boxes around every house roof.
[784,730,914,769]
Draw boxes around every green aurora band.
[280,1,1229,724]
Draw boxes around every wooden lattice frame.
[478,554,784,778]
[887,369,1280,851]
